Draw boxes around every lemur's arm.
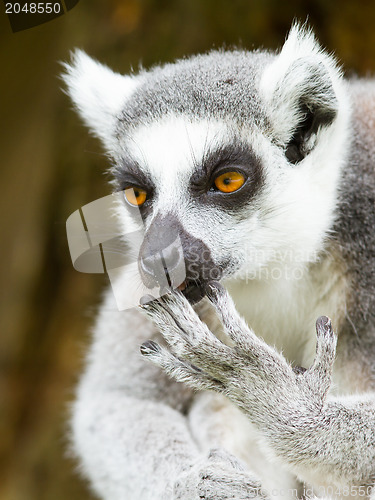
[140,283,375,492]
[71,293,267,500]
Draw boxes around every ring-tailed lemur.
[63,25,375,500]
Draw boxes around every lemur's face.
[112,118,266,302]
[63,26,349,304]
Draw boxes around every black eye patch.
[111,156,156,219]
[189,141,264,212]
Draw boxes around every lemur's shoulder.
[332,78,375,333]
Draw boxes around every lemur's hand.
[140,281,337,435]
[164,448,268,500]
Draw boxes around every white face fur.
[63,25,351,301]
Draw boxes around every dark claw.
[316,316,333,337]
[140,340,160,356]
[205,280,225,300]
[293,365,307,375]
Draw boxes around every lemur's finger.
[160,291,247,370]
[140,341,225,392]
[140,293,217,350]
[306,316,337,398]
[140,293,237,371]
[140,300,189,355]
[205,281,266,352]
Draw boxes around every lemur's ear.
[62,50,139,151]
[260,24,340,164]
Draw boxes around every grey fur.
[329,80,375,388]
[64,25,375,500]
[333,80,375,326]
[117,50,273,132]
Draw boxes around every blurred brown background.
[1,1,375,499]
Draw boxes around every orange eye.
[214,171,245,193]
[124,187,147,206]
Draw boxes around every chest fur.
[225,251,349,369]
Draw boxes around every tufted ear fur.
[260,24,341,164]
[61,50,139,152]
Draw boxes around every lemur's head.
[63,25,350,304]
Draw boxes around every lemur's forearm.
[72,383,199,500]
[269,394,375,486]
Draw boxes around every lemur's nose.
[140,240,183,284]
[138,215,185,289]
[138,212,219,293]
